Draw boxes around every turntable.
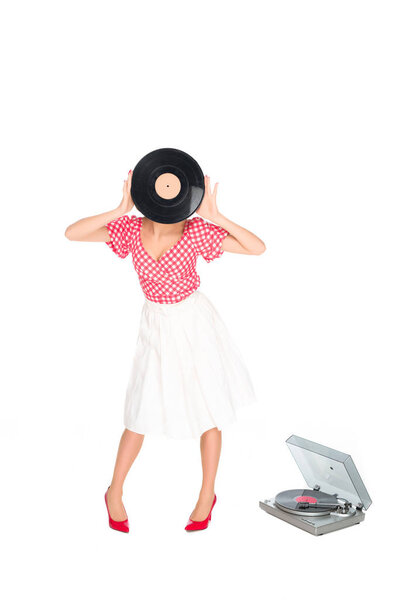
[259,435,372,535]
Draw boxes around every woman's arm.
[216,213,266,255]
[64,170,134,242]
[196,175,266,255]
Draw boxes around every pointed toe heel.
[185,494,217,532]
[105,486,130,533]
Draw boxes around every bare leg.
[106,428,144,521]
[189,427,222,521]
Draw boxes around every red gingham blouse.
[105,215,230,304]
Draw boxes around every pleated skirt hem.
[124,397,258,440]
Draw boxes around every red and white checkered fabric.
[105,215,229,304]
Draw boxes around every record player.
[259,435,372,535]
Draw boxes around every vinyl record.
[275,489,337,516]
[130,148,205,224]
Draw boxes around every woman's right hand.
[118,170,135,214]
[65,169,135,242]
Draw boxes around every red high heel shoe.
[185,494,217,531]
[104,486,129,533]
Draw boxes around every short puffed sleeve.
[189,217,229,262]
[105,214,139,259]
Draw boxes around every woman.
[65,170,266,533]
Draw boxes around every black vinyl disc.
[130,148,205,224]
[275,489,337,516]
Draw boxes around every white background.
[1,1,399,598]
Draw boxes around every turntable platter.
[275,489,338,516]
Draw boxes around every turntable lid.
[286,435,372,510]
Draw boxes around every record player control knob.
[337,498,351,513]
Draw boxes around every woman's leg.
[106,428,144,521]
[189,427,222,521]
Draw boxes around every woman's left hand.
[196,175,220,220]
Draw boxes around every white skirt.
[123,289,258,439]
